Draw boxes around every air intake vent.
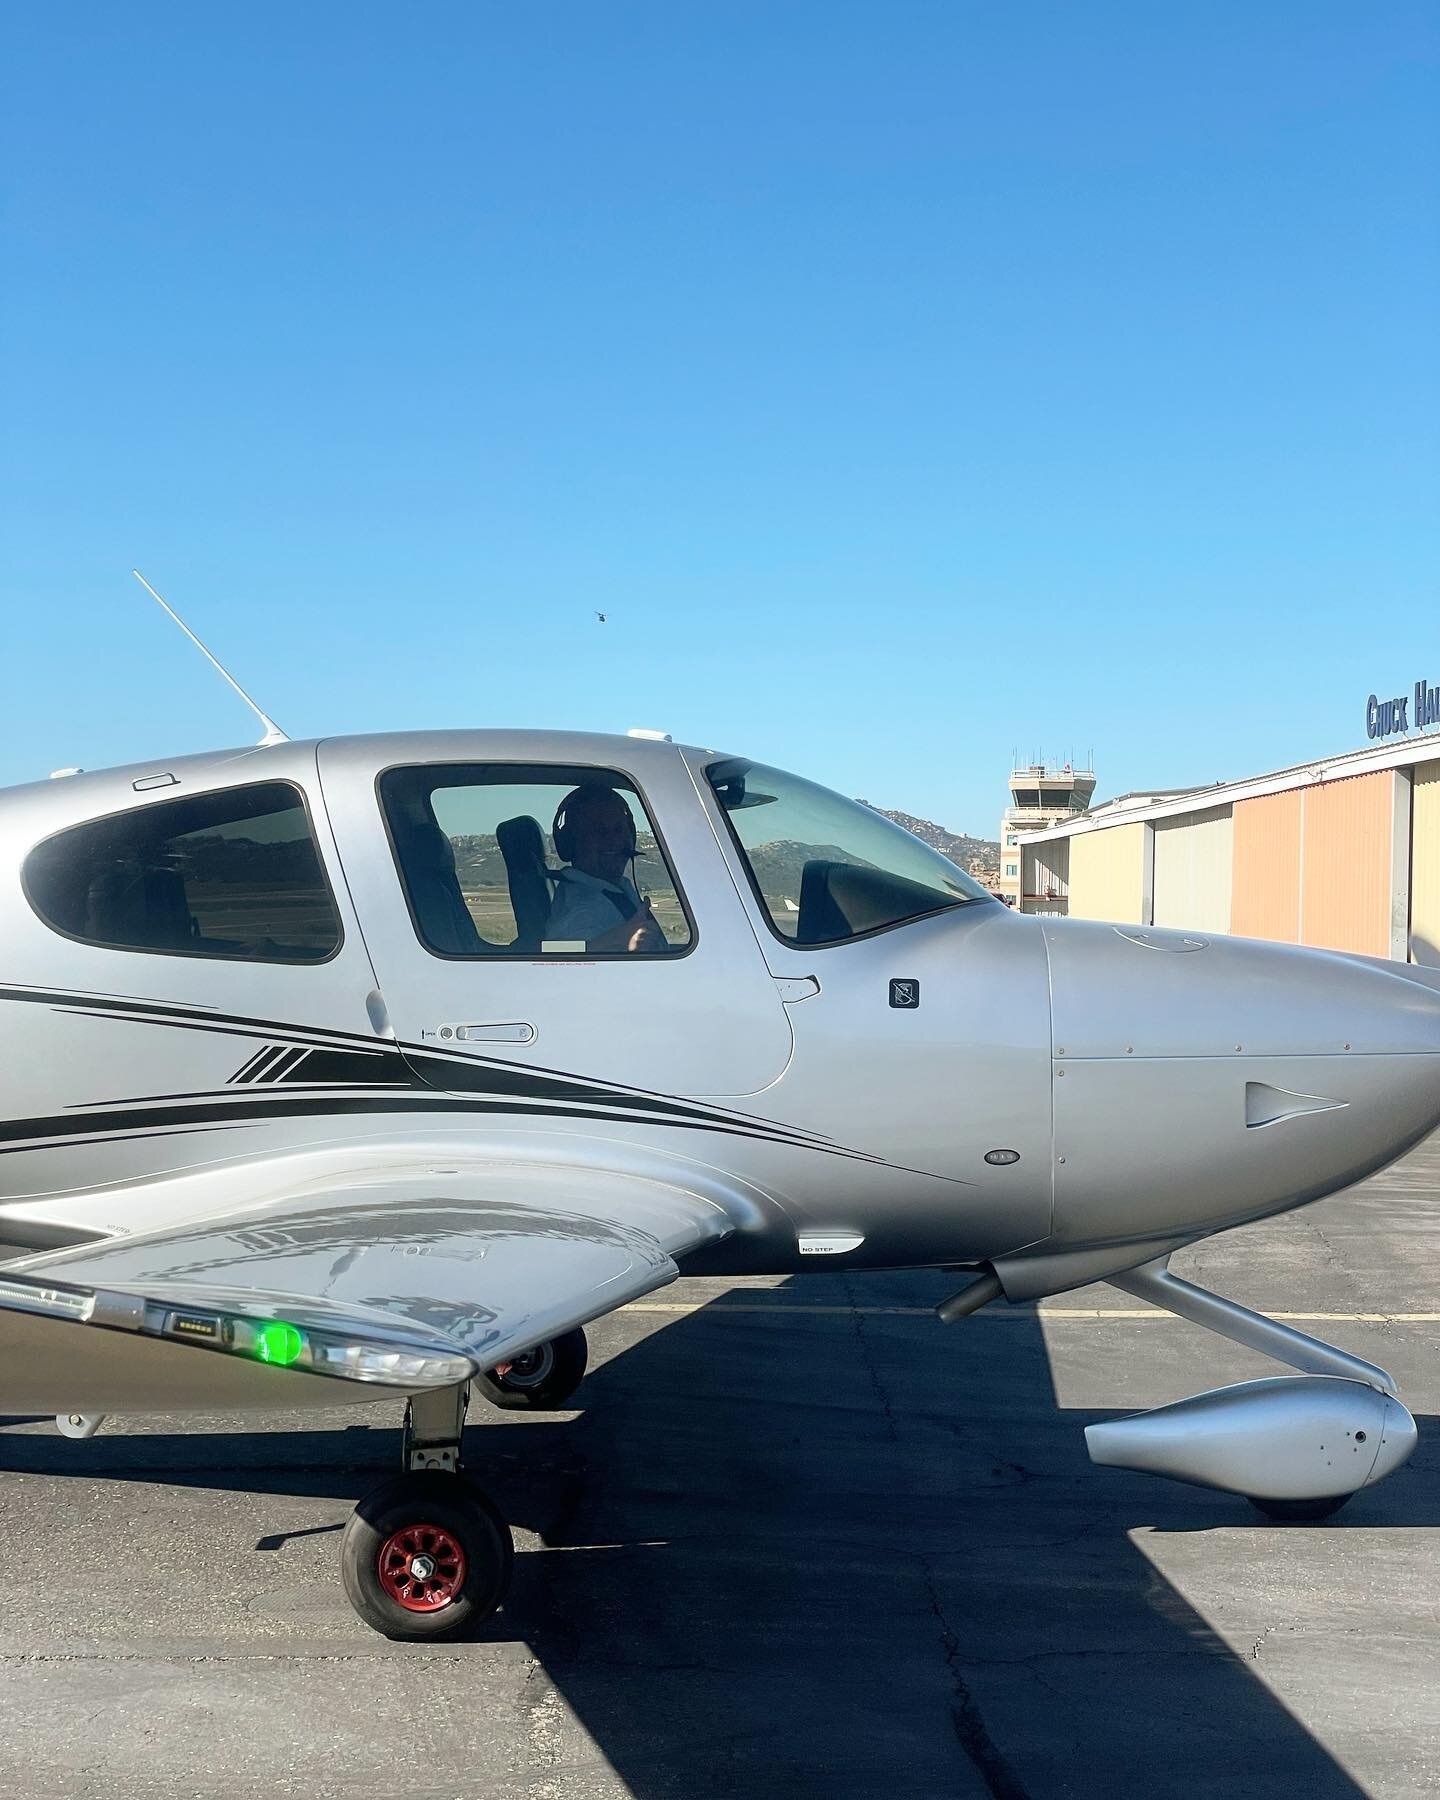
[1245,1082,1346,1129]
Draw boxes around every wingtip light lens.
[255,1320,305,1366]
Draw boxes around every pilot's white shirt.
[544,866,644,943]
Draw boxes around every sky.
[2,3,1436,836]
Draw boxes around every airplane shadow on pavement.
[4,1269,1426,1799]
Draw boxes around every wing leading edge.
[0,1167,732,1413]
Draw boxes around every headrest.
[497,813,548,870]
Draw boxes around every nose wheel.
[1080,1260,1417,1516]
[1248,1492,1352,1523]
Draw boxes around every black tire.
[476,1327,588,1410]
[340,1472,513,1640]
[1248,1491,1353,1523]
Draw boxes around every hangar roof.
[1022,732,1440,845]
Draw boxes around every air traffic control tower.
[999,762,1096,908]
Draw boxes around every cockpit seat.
[497,815,556,953]
[388,808,483,955]
[797,857,943,944]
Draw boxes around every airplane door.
[317,738,792,1099]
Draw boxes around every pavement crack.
[843,1275,901,1448]
[843,1279,1033,1800]
[958,1646,1229,1670]
[930,1581,1034,1800]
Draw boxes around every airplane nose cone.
[1044,918,1440,1063]
[1041,920,1440,1245]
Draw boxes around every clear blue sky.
[2,4,1436,835]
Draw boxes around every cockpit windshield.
[706,758,991,947]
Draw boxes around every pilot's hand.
[590,908,664,954]
[625,911,664,953]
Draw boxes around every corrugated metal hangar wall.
[1152,805,1232,934]
[1066,823,1149,925]
[1414,761,1440,966]
[1026,755,1440,965]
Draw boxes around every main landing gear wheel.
[340,1472,513,1640]
[476,1326,588,1410]
[1248,1492,1353,1523]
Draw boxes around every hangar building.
[1018,729,1440,967]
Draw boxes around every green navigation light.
[255,1320,305,1366]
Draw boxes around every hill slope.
[856,802,1000,884]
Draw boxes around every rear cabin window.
[24,781,342,963]
[378,763,692,957]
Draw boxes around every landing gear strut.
[340,1381,514,1640]
[1082,1259,1419,1517]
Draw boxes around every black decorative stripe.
[53,1084,890,1162]
[398,1048,821,1146]
[276,1045,407,1086]
[217,1036,827,1150]
[232,1046,274,1084]
[0,1091,897,1169]
[0,979,975,1183]
[242,1045,288,1084]
[64,1007,351,1057]
[11,986,837,1153]
[0,982,383,1051]
[54,1082,888,1150]
[0,980,837,1146]
[72,1048,828,1151]
[399,1042,836,1144]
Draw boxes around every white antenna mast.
[131,570,288,747]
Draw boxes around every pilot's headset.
[551,784,638,869]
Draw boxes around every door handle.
[439,1022,537,1045]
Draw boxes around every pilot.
[545,785,665,953]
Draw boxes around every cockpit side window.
[706,758,990,947]
[377,762,693,958]
[23,781,342,963]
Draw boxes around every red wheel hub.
[376,1522,467,1612]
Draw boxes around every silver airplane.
[1,725,1437,1639]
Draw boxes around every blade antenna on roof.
[131,570,289,746]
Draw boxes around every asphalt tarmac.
[2,1133,1438,1800]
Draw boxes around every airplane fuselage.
[1,729,1437,1307]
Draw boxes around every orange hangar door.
[1233,774,1403,959]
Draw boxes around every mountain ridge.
[857,801,999,884]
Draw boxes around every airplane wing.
[0,1167,732,1413]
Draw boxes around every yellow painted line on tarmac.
[626,1302,925,1317]
[623,1302,1440,1322]
[1032,1310,1440,1322]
